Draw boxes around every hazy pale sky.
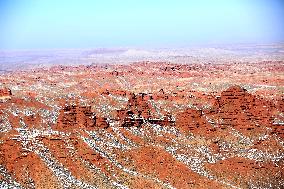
[0,0,283,49]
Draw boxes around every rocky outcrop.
[115,93,174,127]
[114,93,152,127]
[1,61,283,189]
[55,105,109,131]
[127,93,152,118]
[176,85,281,139]
[175,108,216,137]
[215,86,276,136]
[0,88,12,96]
[0,88,12,101]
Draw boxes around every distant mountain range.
[1,44,284,72]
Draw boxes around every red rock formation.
[55,105,109,131]
[127,93,152,118]
[0,88,12,97]
[95,116,109,129]
[176,108,204,133]
[175,108,216,137]
[216,86,276,137]
[114,93,152,127]
[1,62,283,188]
[176,85,281,140]
[115,92,175,127]
[0,88,12,101]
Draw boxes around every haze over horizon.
[0,0,284,50]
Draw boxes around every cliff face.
[55,105,109,131]
[115,92,174,127]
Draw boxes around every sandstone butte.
[0,61,283,189]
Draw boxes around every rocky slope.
[0,61,283,189]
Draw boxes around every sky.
[0,0,283,49]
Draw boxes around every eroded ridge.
[0,61,284,189]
